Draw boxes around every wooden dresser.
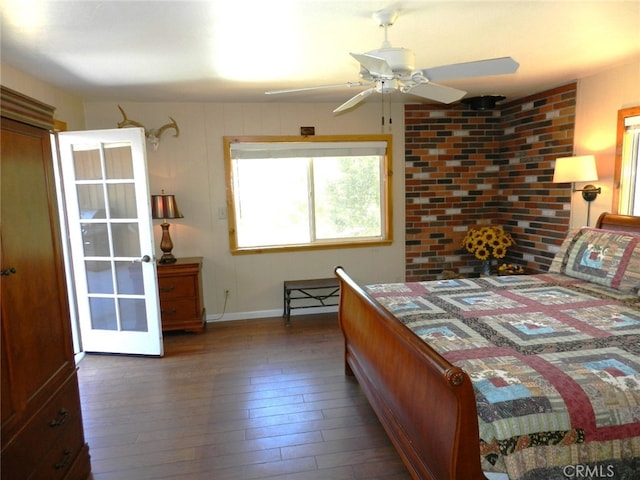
[157,257,206,333]
[1,87,91,479]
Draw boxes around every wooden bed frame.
[334,213,640,480]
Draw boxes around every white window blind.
[230,141,388,159]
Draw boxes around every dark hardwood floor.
[78,314,412,480]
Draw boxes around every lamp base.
[158,222,177,264]
[158,255,177,264]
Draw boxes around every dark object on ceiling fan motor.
[461,95,506,110]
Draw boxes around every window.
[614,106,640,215]
[224,135,393,254]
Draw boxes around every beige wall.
[572,57,640,229]
[83,101,406,320]
[4,57,639,320]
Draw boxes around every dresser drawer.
[1,373,85,480]
[156,257,205,333]
[159,298,198,324]
[158,275,196,299]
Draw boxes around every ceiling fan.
[266,9,519,113]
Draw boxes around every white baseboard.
[206,305,338,323]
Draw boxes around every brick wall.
[404,83,576,281]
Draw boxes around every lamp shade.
[151,193,184,220]
[553,155,598,183]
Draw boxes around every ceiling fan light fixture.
[461,95,506,110]
[376,79,399,94]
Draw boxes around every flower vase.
[481,260,492,276]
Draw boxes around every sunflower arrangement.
[461,225,515,261]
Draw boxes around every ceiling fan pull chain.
[380,93,391,132]
[387,95,393,127]
[381,88,385,130]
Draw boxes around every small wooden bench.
[283,277,340,326]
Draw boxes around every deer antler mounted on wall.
[117,105,180,151]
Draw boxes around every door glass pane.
[112,223,140,257]
[107,183,137,218]
[86,261,114,294]
[115,262,143,295]
[73,147,102,180]
[105,144,134,179]
[82,223,110,256]
[89,297,117,330]
[119,298,148,332]
[77,184,106,214]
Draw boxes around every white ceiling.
[1,1,639,111]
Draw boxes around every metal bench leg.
[283,285,292,327]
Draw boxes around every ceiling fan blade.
[333,88,377,113]
[266,82,367,95]
[350,53,394,78]
[421,57,519,82]
[406,82,467,104]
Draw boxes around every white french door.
[56,128,163,356]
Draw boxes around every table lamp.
[151,190,183,264]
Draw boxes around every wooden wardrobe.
[1,87,91,479]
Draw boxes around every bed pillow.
[548,227,582,274]
[559,227,640,293]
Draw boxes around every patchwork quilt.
[366,273,640,480]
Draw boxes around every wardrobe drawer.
[1,374,84,480]
[31,415,86,480]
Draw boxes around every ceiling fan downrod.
[373,9,398,49]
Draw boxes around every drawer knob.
[54,449,72,470]
[1,267,16,276]
[160,285,175,293]
[49,408,69,427]
[161,308,177,316]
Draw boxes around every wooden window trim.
[223,134,393,255]
[613,105,640,213]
